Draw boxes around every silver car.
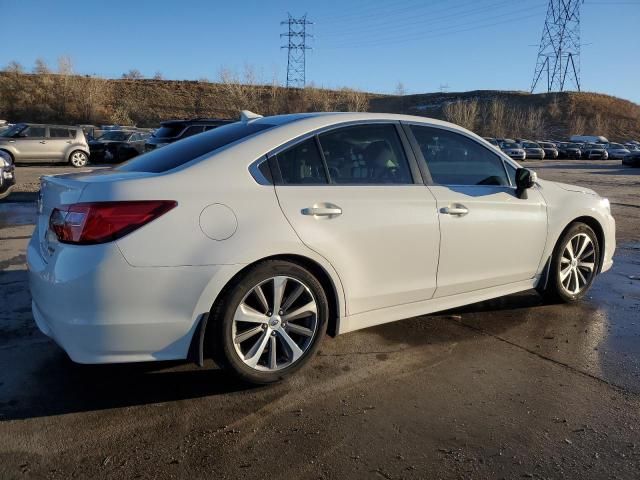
[0,123,90,167]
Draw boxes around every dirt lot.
[0,160,639,479]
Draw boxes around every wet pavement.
[0,161,639,479]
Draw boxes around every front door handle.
[301,204,342,217]
[440,204,469,216]
[39,141,46,144]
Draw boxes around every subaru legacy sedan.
[28,112,616,384]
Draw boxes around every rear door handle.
[301,204,342,217]
[440,204,469,216]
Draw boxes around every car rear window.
[153,125,186,138]
[117,122,275,173]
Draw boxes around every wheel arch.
[0,149,14,163]
[556,215,606,273]
[190,253,345,365]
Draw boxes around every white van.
[570,135,609,144]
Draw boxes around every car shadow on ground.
[0,289,552,422]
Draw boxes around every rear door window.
[49,128,72,138]
[118,122,275,173]
[318,124,413,185]
[275,138,328,185]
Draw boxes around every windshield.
[567,143,581,148]
[0,124,25,138]
[153,125,185,139]
[501,143,521,149]
[523,142,539,148]
[97,131,131,141]
[609,143,625,149]
[118,121,275,173]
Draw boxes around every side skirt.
[339,278,537,335]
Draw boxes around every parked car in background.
[0,149,15,200]
[581,143,609,160]
[622,150,640,167]
[145,118,232,152]
[606,143,631,160]
[27,111,616,384]
[0,120,10,134]
[521,141,545,159]
[89,130,151,163]
[0,123,90,167]
[500,142,526,160]
[538,142,559,159]
[483,137,500,148]
[556,142,582,159]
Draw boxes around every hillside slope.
[0,72,638,141]
[371,90,640,141]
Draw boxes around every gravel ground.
[0,159,639,479]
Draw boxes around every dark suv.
[145,118,232,152]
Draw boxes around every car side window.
[318,124,413,185]
[182,126,205,138]
[23,126,46,138]
[410,125,510,186]
[275,138,328,185]
[49,128,72,138]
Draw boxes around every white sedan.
[28,112,616,384]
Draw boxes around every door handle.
[66,140,72,144]
[440,204,469,216]
[39,141,46,144]
[301,204,342,217]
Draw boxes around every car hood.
[541,179,597,196]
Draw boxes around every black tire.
[542,222,600,303]
[211,260,328,384]
[0,150,14,163]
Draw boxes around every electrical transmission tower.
[530,0,583,93]
[281,14,312,88]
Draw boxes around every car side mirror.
[515,168,537,198]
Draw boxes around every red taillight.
[49,201,177,245]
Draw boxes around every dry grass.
[1,70,638,141]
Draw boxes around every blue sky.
[2,0,639,102]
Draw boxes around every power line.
[281,14,313,89]
[530,0,583,93]
[319,7,545,49]
[319,0,531,42]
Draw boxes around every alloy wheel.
[70,152,88,167]
[232,276,318,371]
[559,233,596,295]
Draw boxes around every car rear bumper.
[27,230,225,364]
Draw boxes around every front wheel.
[542,222,600,303]
[69,150,89,168]
[212,260,328,384]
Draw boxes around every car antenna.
[240,110,263,123]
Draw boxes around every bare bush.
[443,100,478,131]
[122,69,143,80]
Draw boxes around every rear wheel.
[212,260,328,384]
[542,222,600,303]
[69,150,88,168]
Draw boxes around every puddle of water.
[0,202,37,228]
